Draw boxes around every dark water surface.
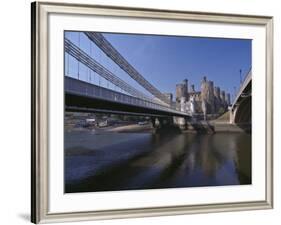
[65,131,251,193]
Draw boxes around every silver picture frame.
[31,1,273,223]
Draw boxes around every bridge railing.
[65,77,187,115]
[232,69,252,106]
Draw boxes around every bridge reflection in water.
[65,131,251,193]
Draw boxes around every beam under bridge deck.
[65,76,189,117]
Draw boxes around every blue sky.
[65,31,251,102]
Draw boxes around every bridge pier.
[229,107,237,124]
[151,117,174,129]
[173,116,188,130]
[150,117,183,134]
[151,117,159,128]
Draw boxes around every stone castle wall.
[175,76,230,115]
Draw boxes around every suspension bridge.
[64,31,252,129]
[64,32,189,128]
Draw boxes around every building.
[163,93,173,106]
[175,76,230,116]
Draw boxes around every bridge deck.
[65,76,188,117]
[232,70,252,107]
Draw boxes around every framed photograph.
[31,1,273,223]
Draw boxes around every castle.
[173,77,231,116]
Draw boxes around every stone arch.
[234,97,251,124]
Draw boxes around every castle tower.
[183,79,188,95]
[214,87,220,99]
[176,84,185,102]
[200,76,208,114]
[164,93,173,106]
[214,86,221,113]
[226,93,231,106]
[207,81,215,114]
[221,90,226,109]
[201,76,216,114]
[176,79,188,102]
[200,76,208,101]
[190,84,195,93]
[176,79,189,113]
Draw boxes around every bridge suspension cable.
[84,32,170,105]
[65,38,154,102]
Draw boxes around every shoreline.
[66,121,251,134]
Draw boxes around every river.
[65,130,251,193]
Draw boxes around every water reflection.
[65,132,251,193]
